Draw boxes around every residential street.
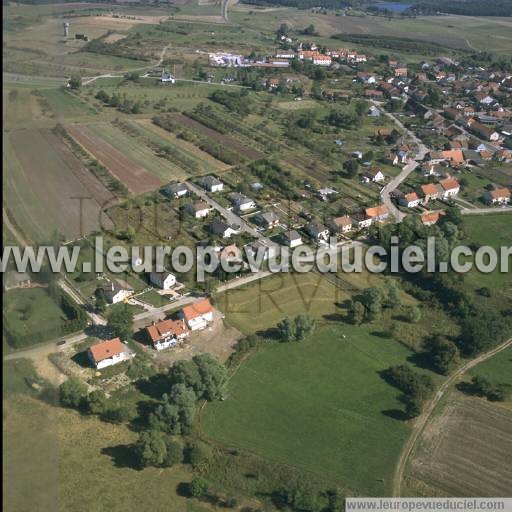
[185,181,271,241]
[370,102,429,223]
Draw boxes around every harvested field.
[66,123,164,194]
[5,128,114,242]
[406,392,512,497]
[174,113,265,161]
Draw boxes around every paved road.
[4,331,89,361]
[185,181,270,241]
[392,336,512,497]
[370,102,429,223]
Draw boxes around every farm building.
[88,338,133,369]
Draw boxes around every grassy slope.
[202,327,413,496]
[3,359,207,512]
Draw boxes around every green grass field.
[462,214,512,294]
[3,288,66,347]
[216,272,348,335]
[468,347,512,390]
[39,88,97,119]
[202,326,415,495]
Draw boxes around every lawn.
[202,326,414,496]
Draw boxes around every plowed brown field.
[66,123,163,194]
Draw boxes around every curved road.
[392,336,512,497]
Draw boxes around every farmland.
[405,391,512,496]
[65,123,165,193]
[4,128,114,242]
[174,113,266,161]
[202,326,416,496]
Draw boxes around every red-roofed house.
[146,319,189,351]
[441,149,465,166]
[484,188,511,205]
[439,178,460,199]
[365,205,390,222]
[88,338,133,369]
[398,191,421,208]
[180,298,214,331]
[420,183,441,204]
[421,211,442,226]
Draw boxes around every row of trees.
[95,89,142,114]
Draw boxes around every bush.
[186,441,212,467]
[59,377,88,409]
[189,476,209,499]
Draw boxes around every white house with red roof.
[439,178,460,199]
[146,319,189,351]
[180,298,214,331]
[88,338,134,369]
[484,187,511,205]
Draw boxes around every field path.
[393,336,512,497]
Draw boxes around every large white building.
[209,53,245,67]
